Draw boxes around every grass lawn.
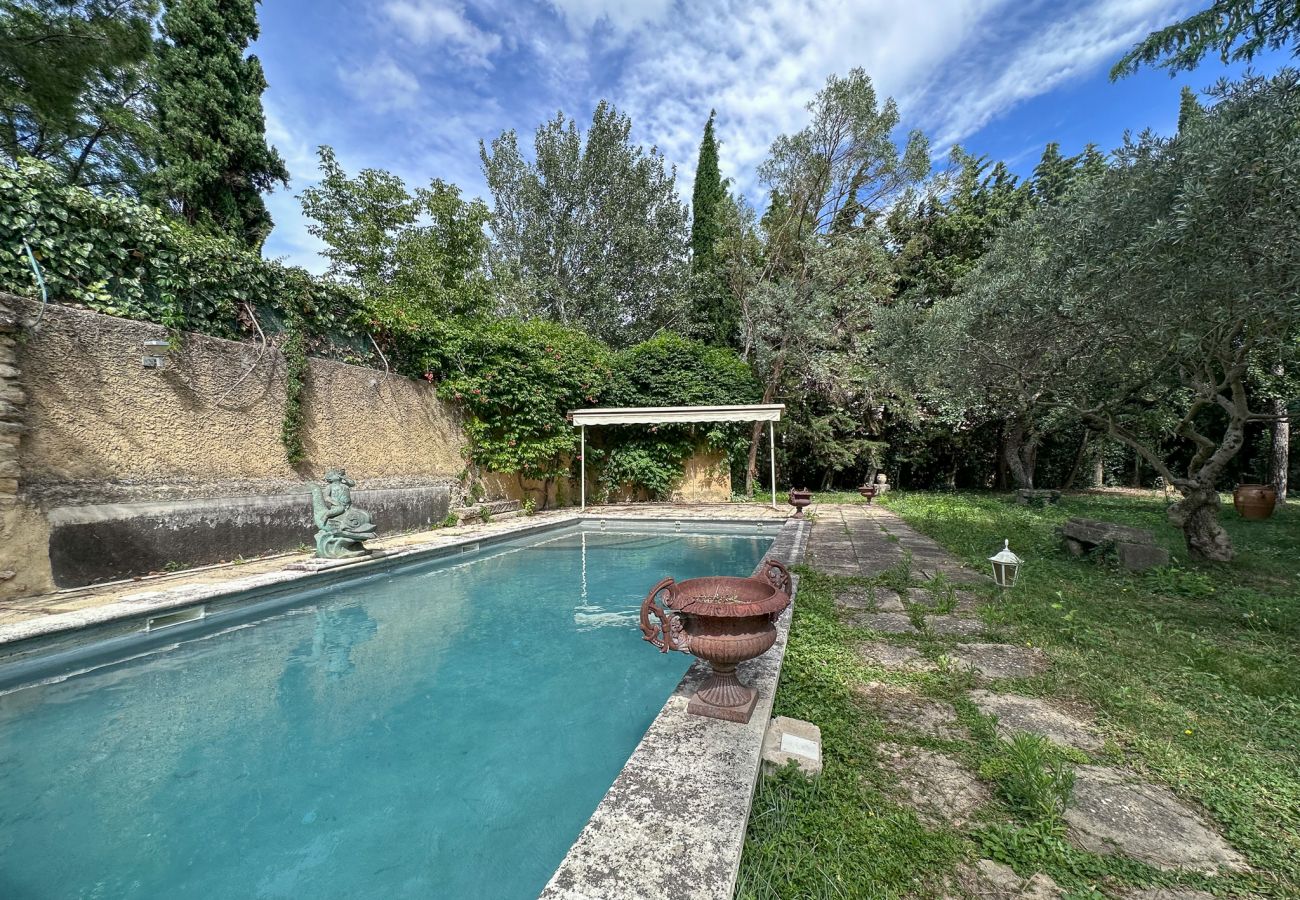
[736,490,1299,899]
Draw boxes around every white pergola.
[569,404,786,510]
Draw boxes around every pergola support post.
[580,424,586,511]
[769,421,777,509]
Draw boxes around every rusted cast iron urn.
[1233,483,1277,520]
[788,488,813,518]
[858,484,878,504]
[639,559,792,724]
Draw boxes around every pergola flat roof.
[569,404,784,426]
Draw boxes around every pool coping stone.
[539,516,809,900]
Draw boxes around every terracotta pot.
[1233,483,1277,520]
[858,485,877,504]
[639,559,792,723]
[788,488,813,518]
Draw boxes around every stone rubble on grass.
[968,690,1104,752]
[876,742,990,826]
[857,640,936,673]
[856,682,967,740]
[1064,766,1248,874]
[948,643,1051,680]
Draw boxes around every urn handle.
[640,577,688,653]
[759,558,792,597]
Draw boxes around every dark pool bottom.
[0,525,774,900]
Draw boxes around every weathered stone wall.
[671,448,732,502]
[0,294,470,596]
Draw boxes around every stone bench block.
[762,716,822,776]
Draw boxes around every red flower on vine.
[422,372,434,382]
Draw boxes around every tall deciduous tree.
[734,68,928,493]
[298,146,491,332]
[479,101,689,347]
[1113,0,1300,77]
[151,0,287,248]
[0,0,157,190]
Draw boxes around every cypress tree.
[151,0,288,248]
[1032,142,1077,206]
[690,110,725,268]
[688,110,736,346]
[1178,85,1206,132]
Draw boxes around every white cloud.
[547,0,674,33]
[597,0,1184,202]
[917,0,1182,149]
[338,55,422,113]
[381,0,503,66]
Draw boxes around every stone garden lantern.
[988,540,1022,588]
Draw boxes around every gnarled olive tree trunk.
[1002,419,1040,490]
[1167,485,1233,562]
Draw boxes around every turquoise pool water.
[0,525,772,899]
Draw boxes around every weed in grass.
[905,600,930,633]
[927,573,959,615]
[879,549,913,593]
[982,732,1076,824]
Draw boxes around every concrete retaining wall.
[0,294,470,596]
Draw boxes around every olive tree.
[927,72,1300,560]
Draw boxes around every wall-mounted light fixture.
[142,339,170,369]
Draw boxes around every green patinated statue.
[310,469,377,559]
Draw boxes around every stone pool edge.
[540,516,809,900]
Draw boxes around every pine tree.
[688,110,737,346]
[150,0,287,248]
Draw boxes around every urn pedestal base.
[688,663,760,724]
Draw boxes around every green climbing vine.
[281,312,309,467]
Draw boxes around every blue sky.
[255,0,1286,272]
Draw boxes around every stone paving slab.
[926,615,986,637]
[857,641,936,673]
[908,588,981,615]
[949,643,1051,680]
[960,860,1063,899]
[969,691,1103,752]
[877,742,990,826]
[1064,766,1247,874]
[852,612,919,634]
[856,682,966,739]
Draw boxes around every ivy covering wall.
[0,161,761,498]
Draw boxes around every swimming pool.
[0,523,774,899]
